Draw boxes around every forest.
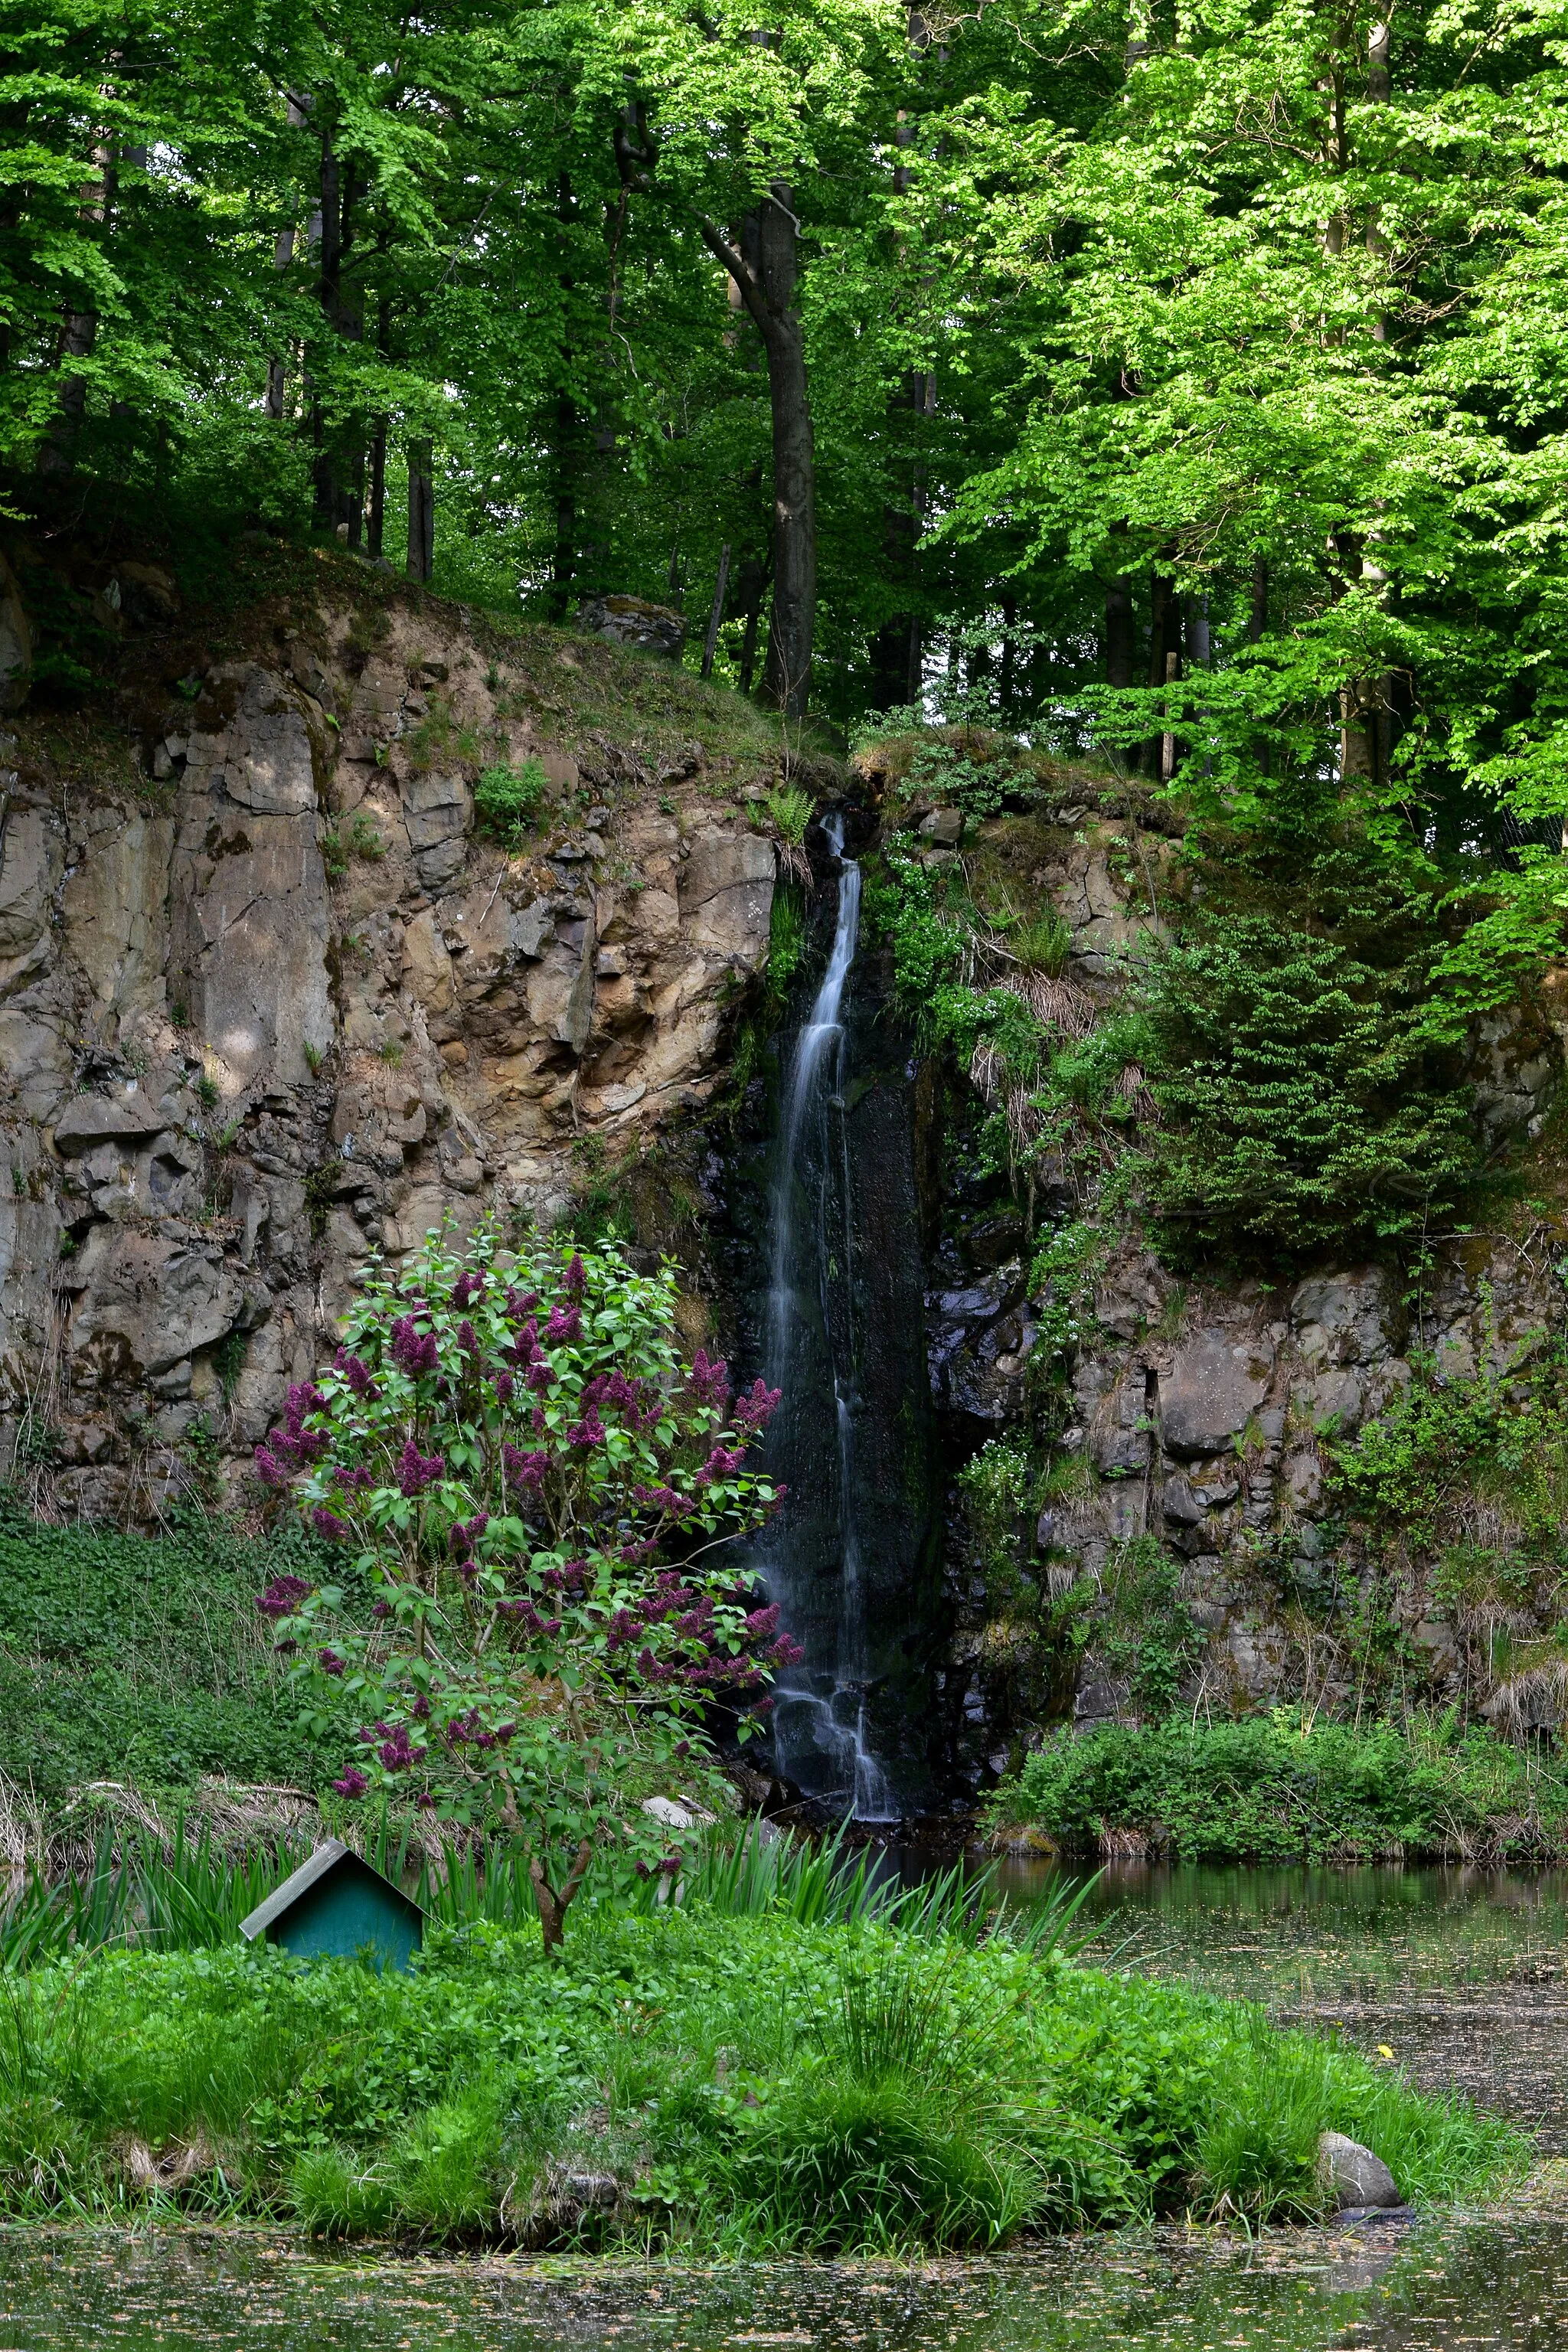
[9,0,1568,790]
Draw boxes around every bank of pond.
[0,1891,1519,2251]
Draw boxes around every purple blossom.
[457,1318,480,1357]
[332,1766,369,1798]
[493,1371,514,1403]
[390,1316,439,1375]
[337,1465,375,1493]
[686,1347,730,1410]
[318,1648,346,1677]
[256,1574,311,1619]
[334,1350,377,1399]
[253,1444,288,1489]
[564,1252,586,1299]
[704,1444,746,1480]
[568,1411,606,1449]
[377,1725,423,1772]
[501,1442,550,1494]
[396,1437,444,1497]
[312,1507,349,1541]
[371,1599,392,1620]
[744,1604,782,1640]
[734,1377,781,1431]
[450,1272,482,1310]
[526,1358,554,1392]
[544,1302,581,1344]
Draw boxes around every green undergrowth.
[0,1903,1517,2247]
[985,1710,1568,1865]
[0,1504,348,1810]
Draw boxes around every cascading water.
[751,814,902,1819]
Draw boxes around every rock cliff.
[0,573,789,1519]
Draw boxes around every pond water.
[2,1863,1566,2349]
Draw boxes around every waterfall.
[755,814,896,1821]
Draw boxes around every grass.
[0,1899,1515,2244]
[984,1709,1568,1864]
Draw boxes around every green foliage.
[766,883,807,997]
[986,1710,1568,1864]
[763,784,813,848]
[0,1505,336,1806]
[0,1900,1514,2242]
[1136,917,1478,1260]
[474,758,547,847]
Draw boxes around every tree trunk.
[38,129,116,473]
[529,1839,593,1955]
[734,554,766,695]
[699,189,816,719]
[1105,579,1134,688]
[1143,566,1178,773]
[701,542,731,678]
[407,438,434,583]
[1249,557,1269,642]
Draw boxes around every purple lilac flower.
[501,1443,549,1494]
[311,1507,349,1541]
[568,1411,606,1449]
[334,1349,377,1398]
[390,1316,439,1375]
[564,1252,586,1299]
[318,1648,346,1676]
[450,1272,482,1310]
[544,1302,581,1344]
[457,1318,480,1357]
[686,1348,730,1410]
[396,1437,444,1497]
[256,1574,311,1619]
[493,1371,514,1403]
[332,1766,370,1798]
[733,1378,781,1431]
[253,1444,288,1488]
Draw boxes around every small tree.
[254,1223,794,1947]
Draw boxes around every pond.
[1,1863,1564,2348]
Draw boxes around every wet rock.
[1158,1332,1273,1458]
[1317,2132,1401,2211]
[1291,1268,1396,1367]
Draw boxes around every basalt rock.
[0,592,779,1510]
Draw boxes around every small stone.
[917,806,963,846]
[1317,2131,1401,2211]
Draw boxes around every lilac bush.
[253,1223,794,1937]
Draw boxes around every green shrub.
[1135,916,1476,1259]
[985,1710,1568,1863]
[475,756,547,844]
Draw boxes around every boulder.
[1317,2131,1401,2212]
[917,807,963,847]
[1159,1332,1274,1458]
[576,595,685,660]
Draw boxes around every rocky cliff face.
[0,584,783,1518]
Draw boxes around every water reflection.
[1,2208,1563,2351]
